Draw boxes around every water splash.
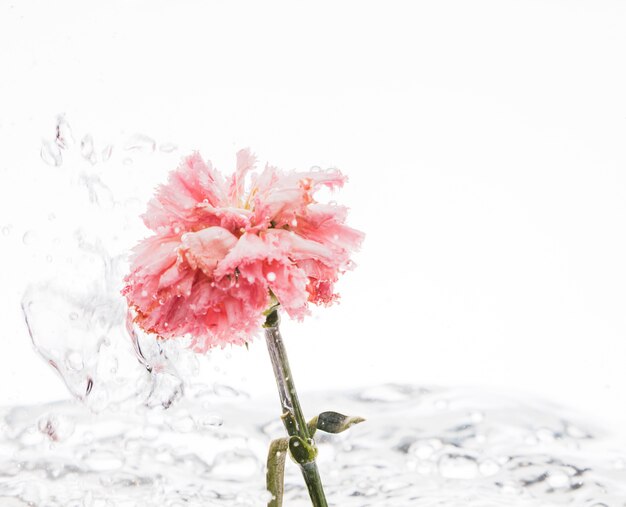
[0,385,624,506]
[19,117,626,504]
[40,140,62,167]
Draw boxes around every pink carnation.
[123,149,364,352]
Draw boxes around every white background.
[1,1,626,427]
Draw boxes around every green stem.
[264,307,328,507]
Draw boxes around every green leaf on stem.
[314,411,366,434]
[266,437,289,507]
[288,435,318,465]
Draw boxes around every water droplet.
[80,134,97,165]
[266,272,276,282]
[45,254,53,263]
[291,218,298,227]
[22,230,36,245]
[159,142,178,153]
[1,225,11,236]
[122,157,133,166]
[195,414,223,429]
[101,144,113,162]
[124,134,156,152]
[37,413,75,442]
[41,140,62,166]
[54,115,74,149]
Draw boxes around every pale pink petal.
[228,148,256,206]
[264,261,310,319]
[194,203,252,232]
[214,232,288,278]
[180,226,238,277]
[143,153,227,232]
[266,229,337,265]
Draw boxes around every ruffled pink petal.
[124,149,364,352]
[265,261,310,319]
[180,226,238,277]
[265,229,337,265]
[214,232,288,278]
[143,153,227,232]
[249,167,348,229]
[228,148,256,206]
[194,203,251,232]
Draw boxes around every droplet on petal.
[266,272,276,282]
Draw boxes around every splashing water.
[24,117,190,413]
[0,385,625,506]
[6,117,625,505]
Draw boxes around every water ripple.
[0,385,624,506]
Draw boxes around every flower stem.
[264,307,328,507]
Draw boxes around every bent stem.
[264,306,328,507]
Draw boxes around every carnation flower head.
[123,149,364,352]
